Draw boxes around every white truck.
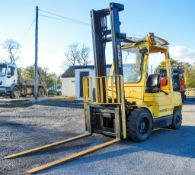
[0,63,47,98]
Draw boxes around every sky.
[0,0,195,75]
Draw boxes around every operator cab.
[0,63,17,96]
[119,33,182,118]
[0,63,16,78]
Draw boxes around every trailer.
[0,63,47,98]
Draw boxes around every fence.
[185,88,195,97]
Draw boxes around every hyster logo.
[117,45,122,68]
[159,108,172,112]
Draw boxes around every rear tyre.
[170,108,182,129]
[11,87,20,99]
[21,87,27,97]
[127,109,152,142]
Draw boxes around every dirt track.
[0,99,195,175]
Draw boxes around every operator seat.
[146,74,161,93]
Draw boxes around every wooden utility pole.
[34,6,38,99]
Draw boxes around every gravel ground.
[0,99,195,175]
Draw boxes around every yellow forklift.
[4,3,182,174]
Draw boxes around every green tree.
[21,65,34,80]
[158,58,179,68]
[184,67,195,88]
[157,58,195,88]
[21,65,58,88]
[45,73,57,88]
[57,76,62,84]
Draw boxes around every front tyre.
[11,87,20,99]
[127,109,152,142]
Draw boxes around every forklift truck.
[4,3,182,174]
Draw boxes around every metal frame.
[83,75,127,139]
[90,3,126,103]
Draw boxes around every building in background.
[61,66,76,97]
[61,65,111,99]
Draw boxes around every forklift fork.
[4,103,121,174]
[5,133,119,174]
[27,138,120,174]
[4,134,91,159]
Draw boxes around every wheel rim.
[139,118,149,134]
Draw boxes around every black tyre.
[11,87,20,99]
[21,87,27,97]
[171,108,182,129]
[21,94,27,97]
[38,87,46,97]
[127,109,152,142]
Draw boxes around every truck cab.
[0,63,18,97]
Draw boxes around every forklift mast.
[91,3,126,77]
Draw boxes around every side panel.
[124,85,145,106]
[173,91,182,108]
[144,93,174,117]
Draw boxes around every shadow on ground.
[0,97,194,109]
[183,98,195,105]
[38,100,84,109]
[0,99,84,109]
[35,125,195,174]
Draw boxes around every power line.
[39,9,90,26]
[19,9,144,43]
[39,12,144,38]
[39,14,89,26]
[19,18,35,42]
[39,9,146,37]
